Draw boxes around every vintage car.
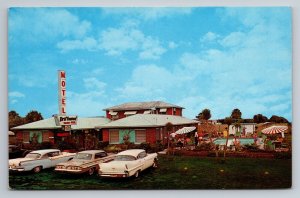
[98,149,158,178]
[9,149,75,173]
[55,150,115,175]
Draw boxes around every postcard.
[8,7,292,190]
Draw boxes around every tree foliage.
[9,111,24,129]
[197,108,211,121]
[25,110,43,123]
[9,110,44,129]
[253,114,268,123]
[269,115,289,123]
[230,108,242,120]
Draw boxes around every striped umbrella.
[175,126,196,135]
[262,126,288,135]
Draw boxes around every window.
[137,151,147,159]
[173,108,177,115]
[109,129,119,144]
[42,132,50,142]
[23,132,30,143]
[49,151,60,157]
[135,130,146,143]
[95,152,107,159]
[156,128,162,141]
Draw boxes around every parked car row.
[9,149,158,178]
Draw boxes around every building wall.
[146,128,156,144]
[15,130,55,143]
[102,128,109,142]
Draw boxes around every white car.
[98,149,158,178]
[55,150,115,175]
[9,149,75,173]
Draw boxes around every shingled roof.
[103,101,184,111]
[12,117,111,130]
[98,114,198,128]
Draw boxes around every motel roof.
[98,114,198,128]
[103,101,184,111]
[12,117,111,130]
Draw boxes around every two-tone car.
[9,149,75,173]
[55,150,115,175]
[98,149,158,178]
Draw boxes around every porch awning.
[175,126,196,135]
[124,111,137,115]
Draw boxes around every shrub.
[139,142,151,151]
[195,142,214,151]
[97,141,109,149]
[104,145,122,153]
[274,152,292,159]
[58,141,77,151]
[243,144,260,152]
[40,141,54,149]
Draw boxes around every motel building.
[104,101,183,120]
[11,101,198,148]
[10,71,198,149]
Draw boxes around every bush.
[139,142,151,151]
[40,141,54,149]
[243,144,260,152]
[58,141,77,151]
[274,152,292,159]
[104,145,122,153]
[194,142,214,151]
[97,141,109,149]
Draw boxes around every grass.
[9,155,291,190]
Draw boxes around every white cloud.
[57,37,98,52]
[9,91,25,98]
[116,64,176,99]
[102,8,192,21]
[83,77,106,91]
[67,78,107,116]
[9,91,25,104]
[200,32,220,43]
[99,24,166,59]
[219,32,246,47]
[9,8,91,43]
[168,41,178,49]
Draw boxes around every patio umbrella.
[262,126,288,135]
[175,126,196,135]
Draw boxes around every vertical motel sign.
[58,70,66,115]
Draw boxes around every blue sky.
[8,7,292,121]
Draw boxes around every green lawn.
[9,155,291,190]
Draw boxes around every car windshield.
[25,153,41,159]
[114,155,136,161]
[74,153,92,160]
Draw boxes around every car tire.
[33,166,42,173]
[134,170,140,178]
[152,159,158,168]
[88,168,95,175]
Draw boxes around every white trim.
[159,108,167,112]
[109,111,118,115]
[143,110,151,114]
[124,111,137,115]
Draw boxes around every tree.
[165,122,173,155]
[9,110,24,129]
[253,114,268,123]
[197,109,211,121]
[231,108,242,120]
[24,110,43,124]
[269,115,289,123]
